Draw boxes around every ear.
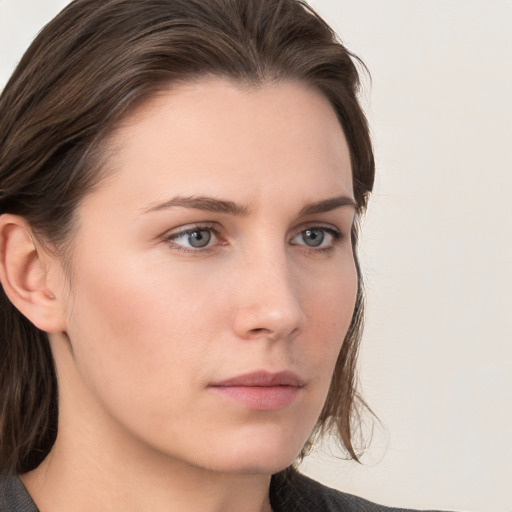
[0,214,67,333]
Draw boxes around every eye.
[301,228,325,247]
[290,226,341,250]
[166,226,219,251]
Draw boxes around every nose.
[231,249,306,342]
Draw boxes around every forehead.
[85,78,353,214]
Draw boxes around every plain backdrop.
[1,1,511,511]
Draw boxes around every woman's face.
[52,78,357,475]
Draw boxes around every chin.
[191,426,309,476]
[204,452,297,476]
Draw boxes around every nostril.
[249,327,268,336]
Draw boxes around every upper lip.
[211,370,304,388]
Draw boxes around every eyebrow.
[143,195,250,216]
[298,196,357,216]
[143,194,356,216]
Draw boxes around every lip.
[209,371,304,411]
[212,370,305,388]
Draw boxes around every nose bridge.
[232,240,305,340]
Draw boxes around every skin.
[19,79,357,512]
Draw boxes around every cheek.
[305,257,357,335]
[60,258,225,453]
[297,256,358,384]
[62,254,210,400]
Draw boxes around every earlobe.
[0,214,66,333]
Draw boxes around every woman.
[0,0,444,510]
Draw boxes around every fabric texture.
[0,475,38,512]
[0,469,447,512]
[270,468,446,512]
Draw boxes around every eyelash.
[163,224,345,254]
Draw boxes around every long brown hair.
[0,0,375,474]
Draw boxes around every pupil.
[304,229,324,247]
[189,230,211,248]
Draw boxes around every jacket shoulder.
[270,469,446,512]
[0,474,39,512]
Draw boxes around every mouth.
[209,370,304,411]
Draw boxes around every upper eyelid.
[297,209,354,229]
[290,225,342,243]
[164,222,342,235]
[290,222,343,237]
[164,222,218,238]
[164,221,344,234]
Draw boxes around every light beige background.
[1,1,511,511]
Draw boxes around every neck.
[22,435,273,512]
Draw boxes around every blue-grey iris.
[303,229,324,247]
[188,230,211,248]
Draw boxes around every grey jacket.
[0,469,450,512]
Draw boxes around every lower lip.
[211,385,301,411]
